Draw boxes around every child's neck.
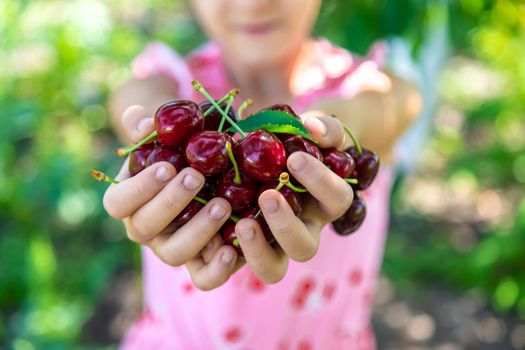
[223,39,315,112]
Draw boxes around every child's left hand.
[186,115,354,289]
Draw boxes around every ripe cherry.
[199,101,237,131]
[263,104,300,120]
[216,168,258,212]
[281,134,323,162]
[186,131,233,176]
[168,200,204,231]
[129,143,156,176]
[155,100,204,147]
[322,148,355,179]
[331,192,366,235]
[146,145,187,172]
[221,222,243,256]
[258,182,303,217]
[236,130,287,182]
[198,178,218,201]
[346,147,380,191]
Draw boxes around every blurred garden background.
[1,0,525,349]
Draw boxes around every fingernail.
[289,154,307,172]
[155,166,172,182]
[261,199,279,214]
[137,118,152,133]
[210,204,227,220]
[221,251,234,264]
[305,117,327,136]
[183,174,201,191]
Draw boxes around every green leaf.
[227,110,315,142]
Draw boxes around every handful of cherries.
[93,80,380,257]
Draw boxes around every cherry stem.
[192,80,247,138]
[116,130,157,157]
[193,195,240,223]
[91,170,119,184]
[345,178,359,184]
[225,141,241,185]
[238,99,253,120]
[343,125,362,155]
[286,182,308,193]
[218,94,234,132]
[203,89,239,117]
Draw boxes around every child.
[104,0,422,348]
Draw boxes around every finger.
[103,162,176,219]
[287,152,354,220]
[201,234,224,264]
[185,245,238,291]
[236,219,289,283]
[121,105,155,143]
[149,197,232,266]
[125,167,204,242]
[303,115,347,149]
[259,190,318,262]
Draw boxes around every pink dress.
[122,39,393,350]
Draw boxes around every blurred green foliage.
[1,0,524,348]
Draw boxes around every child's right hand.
[103,105,241,289]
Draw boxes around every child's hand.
[186,114,354,287]
[103,105,240,289]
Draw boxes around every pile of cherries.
[94,81,380,257]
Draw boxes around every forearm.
[108,75,180,143]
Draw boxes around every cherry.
[186,131,232,176]
[129,143,156,176]
[236,130,287,182]
[199,100,237,131]
[168,200,204,231]
[146,145,188,172]
[155,100,204,147]
[263,104,300,120]
[322,148,355,179]
[198,177,218,201]
[346,147,380,191]
[281,134,323,162]
[216,168,258,212]
[258,182,303,217]
[331,192,366,235]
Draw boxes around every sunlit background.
[1,0,525,349]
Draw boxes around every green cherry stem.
[116,130,157,157]
[345,178,359,184]
[91,170,120,184]
[237,99,253,120]
[192,80,247,138]
[204,88,239,117]
[343,125,363,155]
[218,94,235,132]
[285,182,308,193]
[225,141,241,185]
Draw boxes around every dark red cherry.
[331,192,366,235]
[322,148,355,179]
[346,147,380,190]
[236,130,287,182]
[146,146,188,172]
[186,131,233,176]
[258,182,303,217]
[199,100,237,131]
[281,135,323,162]
[155,100,204,147]
[198,177,218,201]
[216,168,258,212]
[221,222,243,257]
[129,143,156,176]
[263,104,300,120]
[168,200,204,231]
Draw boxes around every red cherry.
[216,168,258,212]
[129,143,156,176]
[199,100,237,131]
[155,100,204,147]
[146,145,188,172]
[263,104,300,120]
[221,222,243,256]
[186,131,233,176]
[168,201,204,231]
[322,148,355,179]
[281,134,323,161]
[345,147,380,190]
[331,192,366,235]
[197,177,218,201]
[258,182,303,217]
[236,130,287,182]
